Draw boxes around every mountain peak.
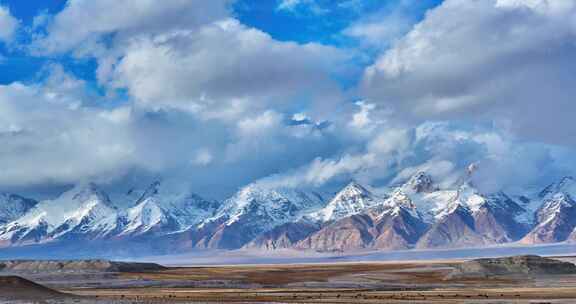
[340,180,371,195]
[539,176,576,199]
[403,172,436,193]
[69,183,111,206]
[130,181,162,206]
[309,181,384,222]
[0,194,38,224]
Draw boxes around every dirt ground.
[49,259,576,303]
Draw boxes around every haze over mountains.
[1,165,576,256]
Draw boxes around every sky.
[0,0,575,199]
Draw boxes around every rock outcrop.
[0,259,166,273]
[449,255,576,278]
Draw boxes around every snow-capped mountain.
[0,193,37,224]
[407,178,528,248]
[188,184,324,249]
[115,181,219,236]
[2,171,576,255]
[0,181,218,247]
[521,177,576,244]
[0,183,117,246]
[297,204,427,251]
[307,182,386,222]
[295,174,432,251]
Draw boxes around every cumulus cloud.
[4,0,576,199]
[106,19,346,118]
[363,0,576,145]
[0,76,339,197]
[0,6,18,42]
[33,0,347,120]
[0,0,353,197]
[32,0,230,54]
[255,115,576,194]
[0,82,138,187]
[343,0,431,49]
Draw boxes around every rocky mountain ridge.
[1,171,576,254]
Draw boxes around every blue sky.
[1,0,576,199]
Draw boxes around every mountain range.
[2,168,576,255]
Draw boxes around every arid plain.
[2,256,576,303]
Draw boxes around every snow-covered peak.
[135,181,161,204]
[0,183,118,242]
[120,197,171,235]
[535,193,576,225]
[336,181,373,199]
[308,181,385,222]
[69,183,113,207]
[402,172,437,193]
[539,176,576,199]
[214,184,324,225]
[38,183,115,227]
[0,193,38,224]
[117,181,218,234]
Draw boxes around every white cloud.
[277,0,327,14]
[0,0,351,196]
[0,82,139,186]
[4,0,576,199]
[0,6,18,42]
[363,0,576,145]
[33,0,230,54]
[254,119,576,193]
[343,1,422,49]
[278,0,304,11]
[237,110,283,137]
[33,1,347,120]
[191,149,214,166]
[106,19,345,119]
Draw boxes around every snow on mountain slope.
[0,184,118,245]
[539,177,576,199]
[212,184,324,226]
[521,177,576,244]
[416,204,487,249]
[296,177,429,251]
[117,181,219,236]
[307,182,386,222]
[195,184,325,249]
[2,172,576,252]
[520,193,576,244]
[297,201,427,251]
[386,171,528,247]
[0,194,38,224]
[399,171,525,225]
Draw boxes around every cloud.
[343,0,429,49]
[33,1,347,120]
[0,6,18,42]
[0,81,138,187]
[0,0,354,197]
[106,19,346,119]
[277,0,327,14]
[0,61,350,198]
[4,0,576,200]
[277,0,305,11]
[32,0,230,55]
[255,115,576,194]
[363,0,576,146]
